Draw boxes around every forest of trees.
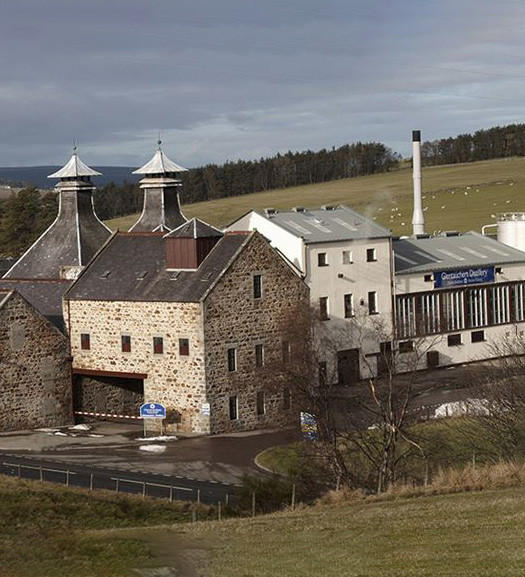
[421,123,525,166]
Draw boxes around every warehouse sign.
[434,267,495,289]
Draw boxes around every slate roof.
[0,279,71,331]
[48,152,102,179]
[164,218,223,239]
[66,231,252,302]
[252,205,391,243]
[394,231,525,275]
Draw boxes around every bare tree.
[267,304,442,493]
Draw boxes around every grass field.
[106,157,525,234]
[184,485,525,576]
[0,476,211,577]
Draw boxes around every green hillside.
[183,486,525,576]
[106,157,525,234]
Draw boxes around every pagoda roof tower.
[129,141,188,233]
[3,148,111,280]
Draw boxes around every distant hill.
[0,166,140,189]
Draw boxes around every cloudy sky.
[1,0,524,167]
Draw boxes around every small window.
[318,361,327,385]
[424,274,433,282]
[317,253,328,267]
[253,274,262,299]
[320,296,329,320]
[153,337,164,354]
[121,335,131,353]
[344,293,354,318]
[366,248,377,262]
[256,391,265,415]
[399,340,414,353]
[448,333,462,347]
[342,250,353,264]
[255,344,264,367]
[80,333,90,350]
[471,330,485,343]
[229,395,238,420]
[283,388,291,410]
[227,347,237,372]
[282,340,291,364]
[368,291,378,315]
[179,338,189,356]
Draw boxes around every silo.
[497,213,525,252]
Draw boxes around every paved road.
[0,452,236,505]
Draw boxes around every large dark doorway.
[337,348,360,386]
[73,373,144,420]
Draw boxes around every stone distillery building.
[0,289,72,431]
[64,219,309,434]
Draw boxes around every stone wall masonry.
[204,232,309,433]
[0,292,72,431]
[67,300,208,432]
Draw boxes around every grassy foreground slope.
[188,486,525,577]
[107,157,525,234]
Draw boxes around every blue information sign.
[434,267,495,289]
[300,412,319,441]
[140,403,166,419]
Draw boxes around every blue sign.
[434,267,495,289]
[140,403,166,419]
[300,412,319,441]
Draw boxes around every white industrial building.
[228,130,525,382]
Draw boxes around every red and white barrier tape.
[74,410,142,420]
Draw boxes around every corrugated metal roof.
[48,152,102,179]
[133,148,187,175]
[394,232,525,274]
[255,205,391,243]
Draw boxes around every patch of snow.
[68,424,91,431]
[136,435,178,442]
[53,431,68,437]
[139,444,167,453]
[35,428,59,433]
[88,434,104,438]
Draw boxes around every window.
[227,347,237,372]
[255,344,264,367]
[515,283,525,322]
[396,295,416,338]
[447,333,462,347]
[317,253,328,267]
[466,287,487,328]
[256,391,265,415]
[121,335,131,353]
[153,337,164,354]
[342,250,353,264]
[491,285,510,325]
[368,291,378,315]
[319,296,329,320]
[471,330,485,343]
[80,333,90,350]
[444,290,465,331]
[399,340,414,353]
[282,340,291,364]
[318,361,327,385]
[229,395,238,420]
[344,293,354,318]
[179,338,189,356]
[419,293,441,334]
[283,388,291,410]
[253,274,262,299]
[366,248,377,262]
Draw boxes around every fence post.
[169,486,173,503]
[142,482,146,499]
[66,470,70,487]
[39,466,43,482]
[197,489,201,504]
[115,478,119,494]
[218,501,222,521]
[17,464,21,478]
[225,493,229,506]
[251,491,256,517]
[424,462,429,487]
[89,473,94,491]
[291,483,296,511]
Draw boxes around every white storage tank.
[497,213,525,252]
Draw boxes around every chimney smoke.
[412,129,425,236]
